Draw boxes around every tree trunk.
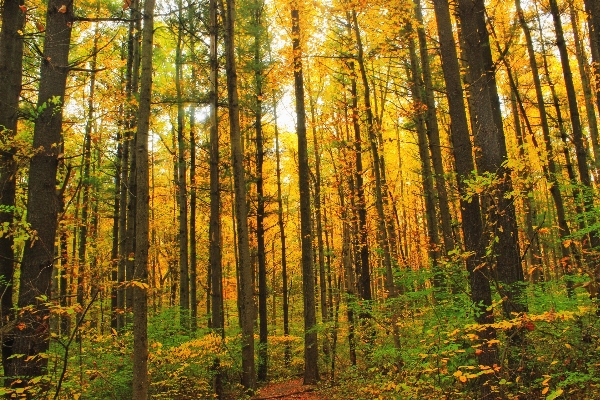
[223,0,256,390]
[570,1,600,175]
[175,6,189,329]
[292,4,319,385]
[456,0,526,317]
[351,10,395,300]
[125,0,142,327]
[0,0,25,374]
[273,98,290,365]
[253,5,268,381]
[515,0,575,278]
[77,33,99,314]
[6,0,73,382]
[415,0,455,255]
[432,0,496,370]
[407,21,442,284]
[189,105,198,332]
[132,0,155,397]
[549,0,599,250]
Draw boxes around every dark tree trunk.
[253,6,268,381]
[432,0,496,370]
[77,34,98,313]
[209,0,223,337]
[125,0,142,327]
[515,0,575,278]
[175,7,189,329]
[6,0,73,382]
[292,6,319,386]
[457,0,526,318]
[351,10,395,300]
[223,0,256,390]
[0,0,25,373]
[189,105,198,332]
[415,0,455,255]
[132,0,155,397]
[408,22,442,284]
[549,0,599,250]
[570,1,600,174]
[273,99,290,365]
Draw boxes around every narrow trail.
[253,378,323,400]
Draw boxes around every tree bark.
[132,0,155,397]
[432,0,496,370]
[415,0,455,255]
[0,0,25,374]
[253,4,268,381]
[223,0,256,390]
[549,0,599,249]
[291,3,319,385]
[515,0,575,277]
[407,20,442,284]
[175,5,189,329]
[456,0,526,318]
[6,0,73,382]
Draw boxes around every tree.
[0,0,25,373]
[432,0,495,368]
[132,0,156,397]
[456,0,526,318]
[291,1,319,385]
[223,0,256,390]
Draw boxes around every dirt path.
[253,378,322,400]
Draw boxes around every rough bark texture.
[292,5,319,386]
[432,0,496,369]
[223,0,256,390]
[457,0,526,318]
[209,0,223,336]
[0,0,25,374]
[415,0,455,255]
[254,10,268,380]
[132,0,155,397]
[175,10,189,328]
[6,0,73,382]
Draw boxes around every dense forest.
[1,0,600,398]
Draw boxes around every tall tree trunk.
[307,78,329,357]
[408,22,442,284]
[175,7,189,329]
[457,0,526,318]
[132,0,155,397]
[549,0,599,250]
[432,0,496,369]
[78,34,99,313]
[209,0,223,337]
[223,0,256,390]
[0,0,25,373]
[189,105,198,332]
[584,0,600,121]
[6,0,73,382]
[126,0,142,327]
[253,4,268,381]
[273,98,290,365]
[292,3,319,385]
[570,0,600,175]
[351,10,395,300]
[515,0,575,277]
[415,0,455,255]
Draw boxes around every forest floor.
[252,377,323,399]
